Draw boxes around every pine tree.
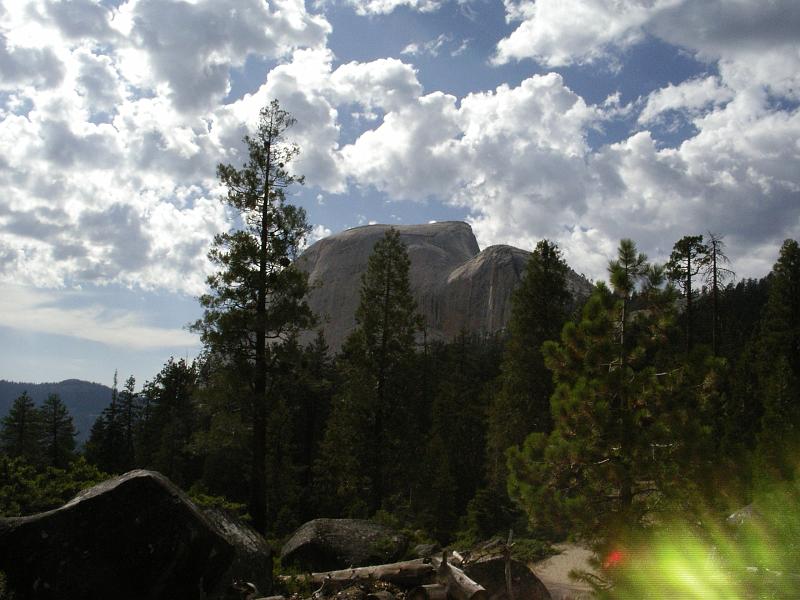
[755,239,800,479]
[38,394,77,469]
[139,358,199,487]
[85,372,125,474]
[701,232,734,356]
[415,332,502,542]
[192,99,314,533]
[118,376,138,471]
[486,240,571,487]
[314,228,422,515]
[666,235,708,352]
[0,392,42,465]
[507,240,716,539]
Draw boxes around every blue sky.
[0,0,798,386]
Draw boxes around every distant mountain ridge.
[0,379,111,444]
[297,221,593,349]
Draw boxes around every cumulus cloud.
[113,0,330,112]
[638,76,733,125]
[495,0,800,101]
[0,32,64,90]
[494,0,669,67]
[0,0,797,308]
[346,0,444,16]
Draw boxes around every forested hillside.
[0,379,111,443]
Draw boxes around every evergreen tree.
[486,240,571,487]
[192,99,314,533]
[314,228,422,515]
[0,392,42,464]
[85,372,125,474]
[666,235,708,352]
[415,332,503,543]
[118,375,138,471]
[38,394,77,469]
[291,332,335,522]
[140,358,199,487]
[701,232,735,355]
[755,239,800,479]
[507,240,717,539]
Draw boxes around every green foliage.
[666,234,708,351]
[314,228,423,516]
[192,99,314,534]
[84,372,126,474]
[487,240,571,489]
[1,392,42,465]
[0,454,106,517]
[138,358,200,487]
[455,486,525,547]
[38,393,77,469]
[413,333,503,543]
[508,240,719,541]
[755,239,800,481]
[188,488,248,519]
[593,479,800,599]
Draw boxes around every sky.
[0,0,798,387]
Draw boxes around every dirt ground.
[529,543,598,600]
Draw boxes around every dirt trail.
[530,543,597,600]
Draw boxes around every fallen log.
[409,583,447,600]
[434,553,488,600]
[367,591,396,600]
[280,559,437,588]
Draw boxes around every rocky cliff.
[297,221,592,350]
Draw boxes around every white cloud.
[0,285,199,349]
[113,0,330,112]
[494,0,800,101]
[494,0,673,67]
[638,76,733,125]
[0,0,797,302]
[401,34,451,58]
[346,0,444,16]
[309,223,332,243]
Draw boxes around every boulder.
[0,470,272,600]
[297,222,592,350]
[463,557,551,600]
[281,518,408,572]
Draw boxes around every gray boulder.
[281,518,408,571]
[297,222,592,350]
[0,470,272,600]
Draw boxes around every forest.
[2,101,799,597]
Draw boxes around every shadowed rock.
[297,222,592,350]
[281,518,408,572]
[0,470,272,600]
[463,557,552,600]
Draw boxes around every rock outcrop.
[0,470,272,600]
[281,518,408,572]
[297,222,592,350]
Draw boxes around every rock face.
[0,470,272,600]
[297,222,592,350]
[463,557,552,600]
[281,518,408,572]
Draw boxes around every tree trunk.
[251,129,273,535]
